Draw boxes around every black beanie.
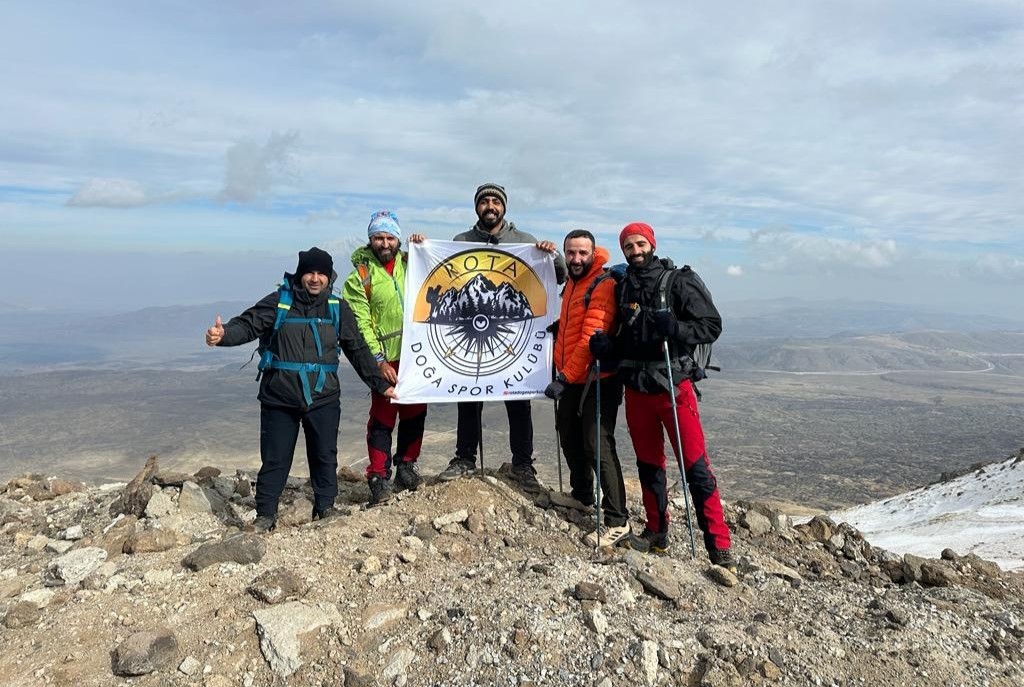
[474,183,507,208]
[295,246,333,277]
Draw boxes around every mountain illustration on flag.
[425,274,535,323]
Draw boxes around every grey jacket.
[453,221,567,284]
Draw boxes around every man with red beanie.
[589,223,734,570]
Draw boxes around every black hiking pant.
[256,399,340,517]
[455,400,533,467]
[556,377,628,527]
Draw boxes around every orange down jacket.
[553,246,618,384]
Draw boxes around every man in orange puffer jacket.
[548,229,631,548]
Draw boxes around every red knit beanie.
[619,222,656,251]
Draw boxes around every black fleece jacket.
[614,256,722,366]
[218,272,391,409]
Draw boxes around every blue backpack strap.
[327,295,341,339]
[274,280,294,331]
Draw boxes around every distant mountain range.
[1,297,1022,373]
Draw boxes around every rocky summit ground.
[1,458,1022,687]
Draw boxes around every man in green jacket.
[343,211,428,505]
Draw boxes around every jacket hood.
[469,219,516,240]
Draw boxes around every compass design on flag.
[415,249,547,380]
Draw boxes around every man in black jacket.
[589,223,734,571]
[206,247,395,531]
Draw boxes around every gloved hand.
[653,310,679,338]
[589,332,613,358]
[544,377,567,400]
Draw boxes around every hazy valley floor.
[2,367,1022,510]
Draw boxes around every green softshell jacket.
[342,246,407,363]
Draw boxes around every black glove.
[544,378,567,400]
[589,332,613,358]
[653,310,678,338]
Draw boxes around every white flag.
[395,240,558,403]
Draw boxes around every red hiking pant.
[366,361,427,478]
[624,379,731,553]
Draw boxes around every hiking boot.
[549,491,594,512]
[511,465,543,494]
[438,457,475,482]
[311,506,343,522]
[583,523,632,548]
[624,528,669,554]
[367,475,393,505]
[394,461,423,492]
[709,548,737,573]
[252,515,277,533]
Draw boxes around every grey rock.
[362,603,407,631]
[178,656,201,676]
[740,510,772,536]
[707,566,740,587]
[583,603,608,634]
[110,455,159,517]
[921,561,957,587]
[574,581,608,602]
[177,481,212,514]
[144,491,176,519]
[639,640,659,685]
[60,524,84,541]
[635,570,680,600]
[902,554,927,583]
[43,547,107,586]
[253,601,343,678]
[433,509,469,530]
[4,600,42,629]
[248,568,306,604]
[124,529,178,554]
[18,588,55,608]
[112,626,179,676]
[382,647,416,680]
[182,533,266,571]
[45,540,75,554]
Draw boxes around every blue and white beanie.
[367,210,401,240]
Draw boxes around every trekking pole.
[477,402,485,477]
[662,338,698,559]
[553,397,564,494]
[593,358,603,550]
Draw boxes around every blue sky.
[2,1,1022,316]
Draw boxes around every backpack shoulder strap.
[655,268,679,311]
[327,294,341,338]
[356,263,372,300]
[273,280,294,332]
[582,269,619,309]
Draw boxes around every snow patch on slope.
[831,454,1024,571]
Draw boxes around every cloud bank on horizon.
[1,1,1022,315]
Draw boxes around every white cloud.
[67,178,150,208]
[964,254,1024,283]
[218,131,299,204]
[751,230,900,274]
[726,265,744,277]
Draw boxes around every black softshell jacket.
[219,272,391,409]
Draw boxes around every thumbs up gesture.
[205,315,225,346]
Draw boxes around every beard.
[478,210,504,230]
[628,248,654,267]
[568,260,593,280]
